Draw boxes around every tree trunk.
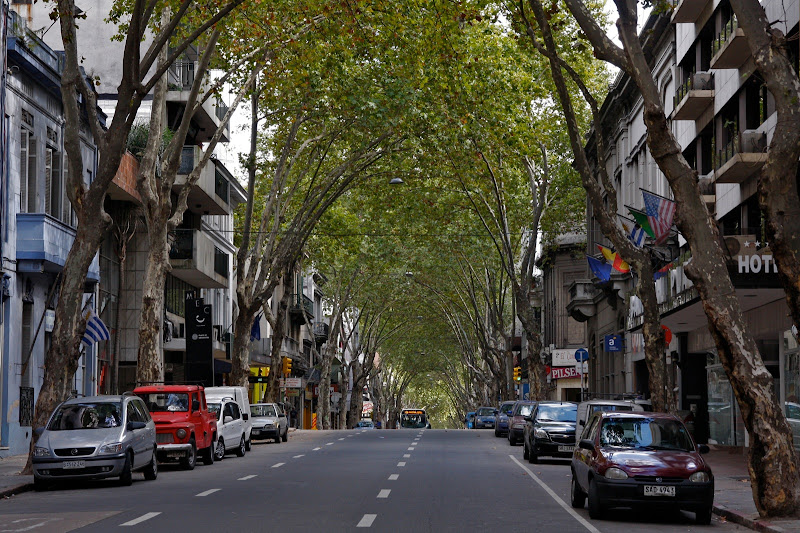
[135,222,170,385]
[316,343,335,429]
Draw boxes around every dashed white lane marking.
[357,514,377,528]
[196,489,221,497]
[339,438,345,441]
[407,447,415,451]
[313,447,321,451]
[509,455,600,533]
[377,489,391,499]
[397,462,406,467]
[403,454,411,458]
[293,454,305,458]
[120,512,161,526]
[272,463,285,468]
[388,474,399,481]
[238,475,257,480]
[326,442,334,446]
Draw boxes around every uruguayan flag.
[629,223,647,248]
[81,306,110,347]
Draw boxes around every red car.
[571,411,713,524]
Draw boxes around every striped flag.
[620,217,646,248]
[641,189,676,244]
[597,245,630,273]
[628,207,655,239]
[81,305,110,347]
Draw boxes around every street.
[0,429,748,532]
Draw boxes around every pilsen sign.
[551,367,580,380]
[738,254,779,274]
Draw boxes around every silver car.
[249,403,288,443]
[32,393,158,490]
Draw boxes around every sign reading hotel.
[738,254,779,274]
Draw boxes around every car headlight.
[176,429,187,440]
[34,446,51,458]
[265,422,274,427]
[534,428,549,439]
[690,471,710,483]
[604,467,629,480]
[99,443,124,454]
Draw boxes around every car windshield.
[48,401,123,430]
[537,404,577,422]
[208,402,222,419]
[590,404,633,413]
[477,408,494,416]
[517,404,534,417]
[500,403,514,415]
[139,393,189,413]
[251,405,277,417]
[600,417,694,451]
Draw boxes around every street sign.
[604,334,622,352]
[574,348,589,362]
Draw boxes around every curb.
[0,482,33,499]
[713,505,789,532]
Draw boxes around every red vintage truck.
[133,384,218,469]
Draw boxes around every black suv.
[523,401,578,463]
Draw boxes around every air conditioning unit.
[724,235,758,257]
[741,130,767,153]
[692,71,713,91]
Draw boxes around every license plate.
[62,460,85,469]
[252,430,261,435]
[644,485,676,497]
[167,452,183,458]
[558,445,575,452]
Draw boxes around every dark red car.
[570,411,713,524]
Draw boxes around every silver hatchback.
[32,393,158,489]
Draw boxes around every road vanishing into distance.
[0,429,748,532]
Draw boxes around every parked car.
[133,384,217,468]
[355,419,375,429]
[205,386,252,450]
[508,401,536,445]
[473,406,497,429]
[571,411,713,524]
[575,399,643,444]
[207,397,247,460]
[465,411,476,429]
[32,394,158,490]
[523,401,578,462]
[250,403,288,443]
[494,401,516,437]
[786,402,800,451]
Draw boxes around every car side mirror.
[127,421,147,431]
[523,416,532,422]
[579,439,595,451]
[279,413,286,418]
[243,413,249,421]
[698,444,710,454]
[494,410,499,415]
[224,415,234,424]
[192,400,200,412]
[579,419,585,426]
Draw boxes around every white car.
[207,398,247,460]
[205,386,252,450]
[250,403,288,443]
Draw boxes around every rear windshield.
[251,405,277,417]
[537,404,577,423]
[590,404,633,414]
[477,408,495,416]
[48,402,122,430]
[600,417,694,451]
[516,404,534,417]
[500,403,515,415]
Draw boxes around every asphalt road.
[0,428,749,532]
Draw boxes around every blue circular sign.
[575,348,589,362]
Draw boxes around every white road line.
[326,442,334,446]
[388,474,399,481]
[272,462,285,468]
[377,489,391,499]
[509,455,600,533]
[196,489,221,497]
[397,461,406,467]
[407,447,415,451]
[120,512,161,526]
[339,438,345,441]
[238,475,257,480]
[403,454,411,458]
[313,447,321,451]
[357,514,377,528]
[293,454,305,458]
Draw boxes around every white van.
[575,399,644,443]
[205,386,252,449]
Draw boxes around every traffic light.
[513,366,521,381]
[282,357,293,376]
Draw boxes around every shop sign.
[551,349,575,367]
[738,254,779,274]
[285,389,300,397]
[552,367,580,380]
[283,378,302,388]
[604,335,622,352]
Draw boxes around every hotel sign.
[738,254,779,274]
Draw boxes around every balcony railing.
[314,322,330,342]
[710,16,750,70]
[671,0,711,24]
[168,60,195,90]
[215,99,229,122]
[712,16,738,57]
[289,294,314,324]
[176,146,231,215]
[214,246,228,278]
[673,72,714,121]
[715,130,767,184]
[169,229,228,288]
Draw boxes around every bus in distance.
[399,408,430,429]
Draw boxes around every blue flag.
[250,313,262,341]
[587,256,612,282]
[81,306,110,347]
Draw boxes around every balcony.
[710,17,750,70]
[166,60,230,143]
[169,229,229,288]
[698,173,715,211]
[249,337,271,367]
[673,72,714,121]
[314,322,330,343]
[671,0,711,24]
[566,280,599,322]
[715,130,767,184]
[108,152,142,204]
[16,214,100,281]
[6,10,63,92]
[289,294,314,324]
[175,146,233,215]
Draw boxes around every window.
[21,301,34,387]
[45,146,63,220]
[20,127,37,213]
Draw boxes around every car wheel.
[245,438,252,452]
[143,449,158,480]
[181,439,197,470]
[528,445,539,464]
[494,428,500,437]
[523,441,530,460]
[695,507,713,525]
[201,437,215,465]
[236,435,246,457]
[119,452,133,486]
[214,437,225,461]
[588,478,603,519]
[33,475,48,492]
[509,433,516,446]
[570,474,586,508]
[281,427,288,442]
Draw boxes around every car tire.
[214,437,225,461]
[245,438,252,452]
[119,452,133,486]
[528,446,539,464]
[143,449,158,480]
[523,441,530,460]
[495,428,500,437]
[181,439,197,470]
[201,437,215,466]
[570,474,586,508]
[282,427,288,442]
[33,475,48,492]
[236,435,246,457]
[588,478,603,519]
[509,433,516,446]
[695,507,713,525]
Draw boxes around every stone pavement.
[1,440,799,531]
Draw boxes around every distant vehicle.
[523,401,577,462]
[32,394,158,490]
[786,402,800,451]
[575,399,643,444]
[207,397,247,460]
[250,403,288,443]
[465,411,476,429]
[355,419,375,429]
[474,406,497,429]
[571,411,713,524]
[400,409,431,429]
[508,401,536,445]
[495,401,516,437]
[205,386,252,450]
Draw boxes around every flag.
[620,216,646,248]
[587,256,612,282]
[81,306,110,347]
[627,207,655,239]
[653,262,672,281]
[597,245,630,273]
[641,189,676,243]
[250,313,262,341]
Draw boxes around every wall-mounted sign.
[604,334,622,352]
[552,367,580,380]
[283,378,302,388]
[551,349,576,367]
[738,254,779,274]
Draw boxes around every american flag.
[642,190,675,243]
